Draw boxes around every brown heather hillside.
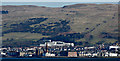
[1,4,119,47]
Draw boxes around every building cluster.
[0,40,120,58]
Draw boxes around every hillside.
[1,4,119,47]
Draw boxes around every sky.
[1,0,120,2]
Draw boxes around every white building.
[109,46,120,51]
[19,52,26,57]
[45,53,55,56]
[84,46,95,49]
[109,53,118,57]
[109,46,120,57]
[0,52,6,56]
[105,52,109,57]
[40,41,74,47]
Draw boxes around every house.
[68,52,77,57]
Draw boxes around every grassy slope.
[1,4,118,47]
[3,32,49,40]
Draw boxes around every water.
[1,58,120,61]
[1,2,118,7]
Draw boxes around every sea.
[1,2,119,7]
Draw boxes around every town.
[0,40,120,58]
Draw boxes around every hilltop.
[1,4,119,47]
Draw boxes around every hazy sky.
[1,0,120,2]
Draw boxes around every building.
[35,48,44,56]
[40,41,74,47]
[0,52,7,57]
[45,53,55,56]
[68,52,77,57]
[109,53,118,57]
[8,51,20,57]
[19,52,26,57]
[109,46,120,52]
